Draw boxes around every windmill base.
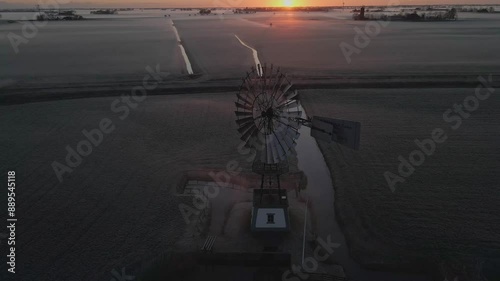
[250,188,290,244]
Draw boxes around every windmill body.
[235,64,361,240]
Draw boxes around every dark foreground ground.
[0,87,499,280]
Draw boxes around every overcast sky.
[1,0,497,8]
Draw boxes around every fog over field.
[0,8,499,281]
[1,11,499,90]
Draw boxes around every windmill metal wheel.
[235,64,302,165]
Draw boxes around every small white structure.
[251,189,290,233]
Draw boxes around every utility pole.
[301,197,309,267]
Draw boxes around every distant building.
[199,9,211,15]
[90,9,118,15]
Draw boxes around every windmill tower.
[235,64,361,241]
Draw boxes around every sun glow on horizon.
[283,0,295,7]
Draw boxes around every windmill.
[235,64,361,235]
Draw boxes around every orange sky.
[2,0,498,8]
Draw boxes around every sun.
[283,0,294,7]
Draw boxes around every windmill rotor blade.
[274,123,297,149]
[237,121,255,135]
[281,110,302,118]
[243,78,257,97]
[246,135,260,148]
[284,125,300,140]
[269,135,280,163]
[276,83,293,103]
[235,102,253,111]
[284,89,298,100]
[241,126,258,144]
[270,74,284,98]
[273,118,300,136]
[272,131,288,162]
[267,137,275,164]
[279,94,299,108]
[261,133,268,162]
[279,100,299,110]
[282,83,293,95]
[271,74,287,101]
[235,111,253,117]
[279,117,301,129]
[262,64,269,89]
[237,93,254,106]
[236,116,254,126]
[282,132,298,151]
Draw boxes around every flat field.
[300,87,500,275]
[1,12,499,90]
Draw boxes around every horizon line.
[1,3,498,9]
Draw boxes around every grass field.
[300,87,500,277]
